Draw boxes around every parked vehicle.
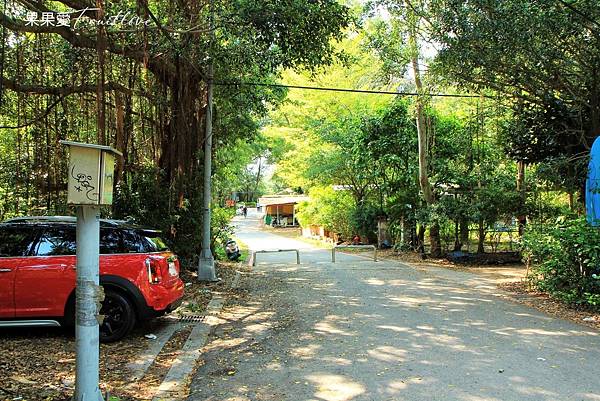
[224,239,241,261]
[0,216,184,342]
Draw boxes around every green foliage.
[350,201,380,242]
[113,167,235,268]
[471,170,523,228]
[523,217,600,309]
[113,167,198,268]
[210,206,237,263]
[429,0,600,191]
[296,186,356,240]
[210,206,236,253]
[226,0,352,71]
[0,0,352,270]
[113,168,172,229]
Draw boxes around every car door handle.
[0,268,12,272]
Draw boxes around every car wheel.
[100,289,136,343]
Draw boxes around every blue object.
[586,136,600,226]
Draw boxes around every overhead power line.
[214,81,489,98]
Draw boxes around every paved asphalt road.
[188,210,600,401]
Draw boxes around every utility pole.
[60,141,121,401]
[198,0,218,282]
[75,205,103,401]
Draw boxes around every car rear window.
[100,228,122,254]
[33,226,126,255]
[121,230,146,253]
[138,230,170,252]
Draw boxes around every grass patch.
[233,237,250,262]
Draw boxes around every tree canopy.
[0,0,351,263]
[429,0,600,189]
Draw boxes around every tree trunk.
[516,160,526,237]
[96,1,106,145]
[408,16,441,258]
[430,223,442,257]
[460,219,469,251]
[401,216,412,249]
[417,224,425,255]
[477,219,486,254]
[568,192,574,211]
[158,67,204,208]
[453,219,461,251]
[254,156,262,201]
[115,92,125,185]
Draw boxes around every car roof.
[0,216,160,232]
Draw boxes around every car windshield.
[139,230,169,252]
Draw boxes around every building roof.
[257,195,309,206]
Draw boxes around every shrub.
[296,186,356,240]
[350,201,379,243]
[523,217,600,309]
[210,206,236,256]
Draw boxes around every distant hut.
[257,195,309,227]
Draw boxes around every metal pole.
[198,61,218,282]
[198,0,218,281]
[75,206,104,401]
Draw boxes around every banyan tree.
[0,0,350,260]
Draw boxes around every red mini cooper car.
[0,216,184,342]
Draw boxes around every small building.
[257,195,309,227]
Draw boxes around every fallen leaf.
[10,376,36,385]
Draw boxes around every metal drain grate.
[177,315,205,323]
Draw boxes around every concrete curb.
[152,296,225,401]
[151,272,243,400]
[126,323,182,384]
[230,270,242,289]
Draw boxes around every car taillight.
[145,258,162,284]
[167,256,179,277]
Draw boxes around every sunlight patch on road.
[516,328,598,337]
[319,356,354,366]
[290,343,321,359]
[243,322,273,335]
[386,377,434,396]
[376,325,411,333]
[314,321,354,336]
[367,345,407,362]
[203,337,247,352]
[243,311,275,322]
[363,278,386,286]
[306,374,365,401]
[314,315,355,337]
